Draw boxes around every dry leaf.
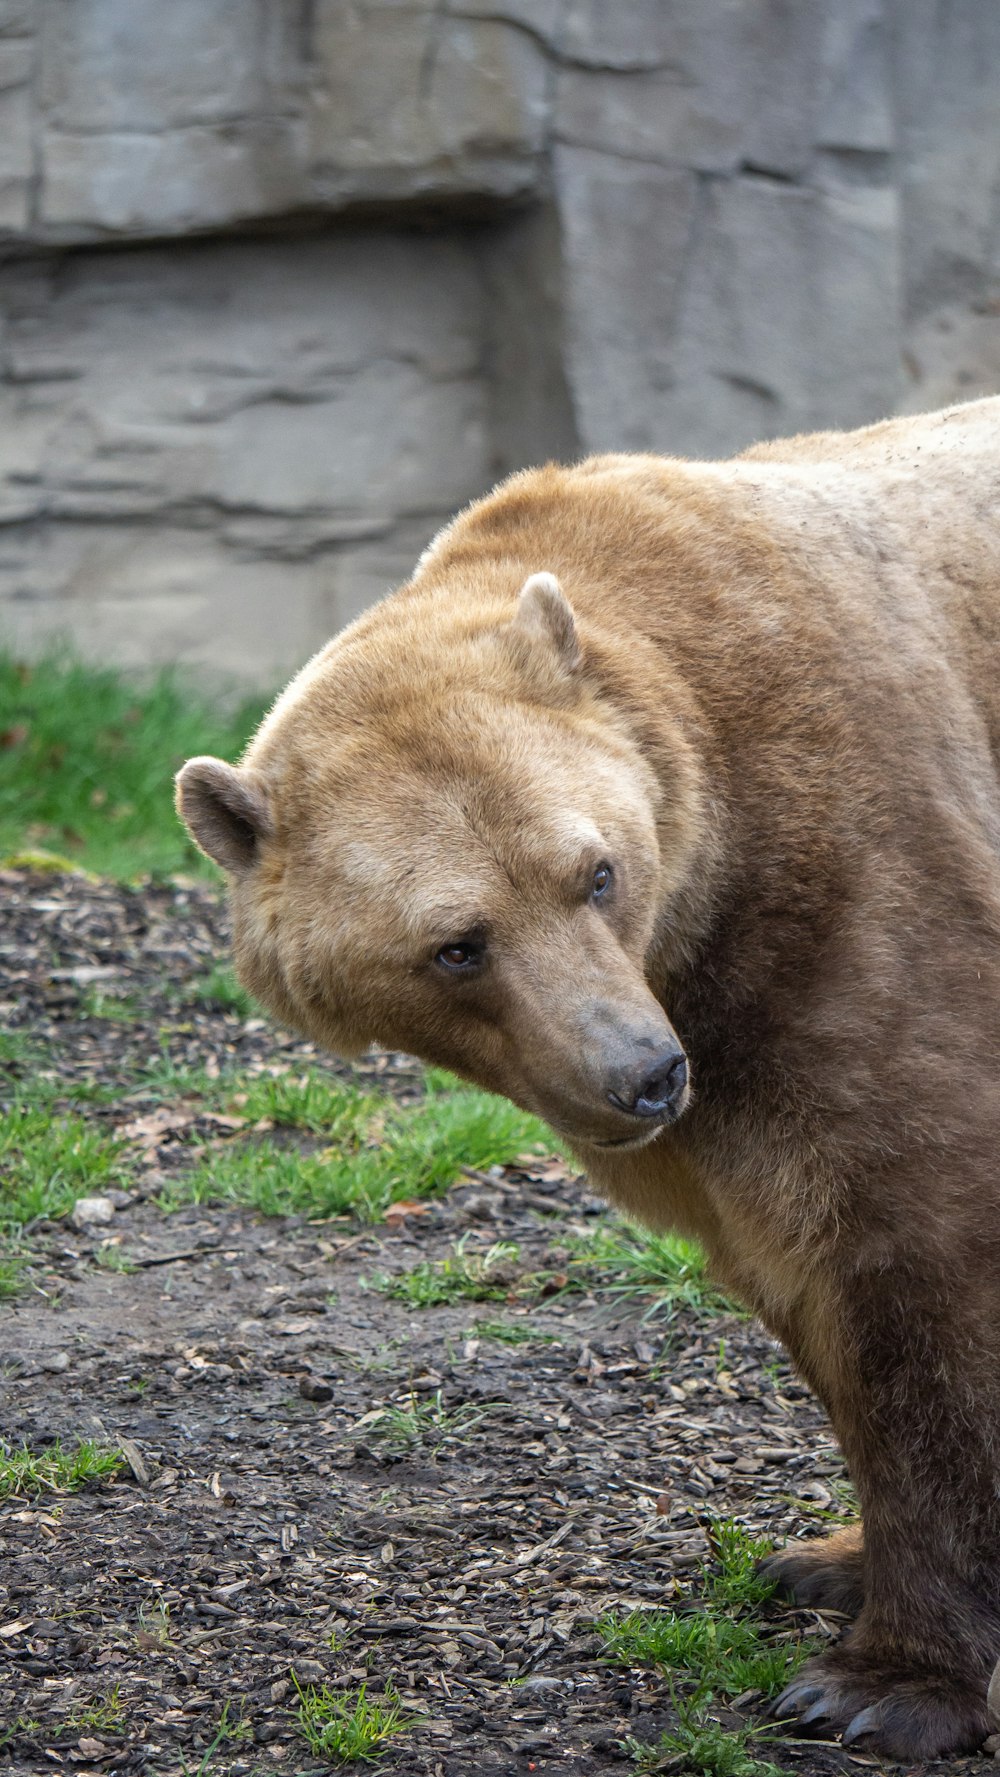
[384,1199,431,1223]
[120,1106,197,1151]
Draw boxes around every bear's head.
[176,572,703,1155]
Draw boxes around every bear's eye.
[591,862,614,901]
[436,940,483,973]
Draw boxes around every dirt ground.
[0,870,987,1777]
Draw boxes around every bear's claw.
[771,1654,991,1759]
[840,1705,882,1747]
[771,1680,822,1720]
[798,1698,837,1729]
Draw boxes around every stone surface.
[650,174,903,456]
[27,0,551,239]
[305,3,549,209]
[0,234,490,678]
[0,0,998,680]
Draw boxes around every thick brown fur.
[177,399,1000,1760]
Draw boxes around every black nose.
[608,1047,688,1120]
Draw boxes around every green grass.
[67,1686,125,1734]
[294,1679,419,1762]
[599,1517,815,1776]
[598,1607,803,1702]
[232,1070,379,1138]
[0,1029,38,1070]
[471,1318,558,1345]
[0,1237,27,1298]
[361,1387,498,1454]
[375,1071,550,1198]
[0,1438,124,1499]
[373,1238,520,1307]
[187,965,257,1019]
[0,1102,131,1225]
[703,1517,780,1610]
[171,1137,390,1222]
[0,649,267,880]
[0,1100,133,1294]
[168,1071,552,1224]
[570,1222,730,1318]
[80,986,141,1023]
[627,1707,791,1777]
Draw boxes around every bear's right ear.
[175,757,271,875]
[509,572,581,676]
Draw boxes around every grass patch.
[0,1087,133,1286]
[0,1237,27,1298]
[599,1607,803,1703]
[188,965,257,1019]
[94,1242,137,1274]
[68,1686,126,1734]
[472,1318,558,1345]
[233,1070,379,1138]
[376,1072,551,1198]
[599,1517,815,1776]
[0,649,267,880]
[0,1029,39,1071]
[0,1102,131,1225]
[0,1438,124,1499]
[167,1070,552,1224]
[570,1222,730,1318]
[171,1138,388,1222]
[294,1679,419,1762]
[627,1707,791,1777]
[80,985,141,1023]
[703,1517,780,1610]
[373,1238,519,1307]
[361,1388,497,1455]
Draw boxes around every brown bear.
[177,398,1000,1760]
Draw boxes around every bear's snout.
[607,1045,689,1122]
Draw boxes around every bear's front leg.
[772,1262,1000,1759]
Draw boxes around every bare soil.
[0,870,984,1776]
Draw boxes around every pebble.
[291,1659,325,1683]
[298,1374,334,1403]
[70,1194,116,1228]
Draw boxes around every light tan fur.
[177,399,1000,1759]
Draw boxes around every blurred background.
[1,0,999,686]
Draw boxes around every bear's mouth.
[589,1124,666,1152]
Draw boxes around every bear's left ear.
[510,572,581,675]
[175,756,271,875]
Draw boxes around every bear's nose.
[608,1047,688,1120]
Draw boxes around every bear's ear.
[510,572,581,675]
[175,757,271,875]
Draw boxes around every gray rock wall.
[1,1,999,683]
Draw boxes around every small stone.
[298,1374,334,1403]
[70,1194,115,1228]
[40,1351,70,1374]
[292,1659,325,1683]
